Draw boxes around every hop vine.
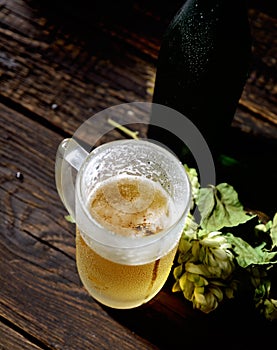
[172,165,277,320]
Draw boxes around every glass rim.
[76,139,191,249]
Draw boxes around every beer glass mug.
[55,138,191,309]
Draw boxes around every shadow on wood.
[103,278,276,349]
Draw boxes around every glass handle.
[55,138,89,219]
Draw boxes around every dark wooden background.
[1,0,277,349]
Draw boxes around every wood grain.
[0,0,276,138]
[0,103,158,350]
[239,9,277,128]
[0,321,43,350]
[0,0,156,135]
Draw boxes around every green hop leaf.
[196,183,255,231]
[226,233,277,268]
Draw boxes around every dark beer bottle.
[148,0,252,162]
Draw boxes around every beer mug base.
[76,230,177,309]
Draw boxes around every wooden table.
[1,1,277,349]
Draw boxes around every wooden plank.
[0,103,76,258]
[0,0,155,135]
[0,0,276,138]
[0,103,157,350]
[0,321,44,350]
[239,10,277,126]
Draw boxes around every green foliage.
[196,183,254,231]
[173,166,277,321]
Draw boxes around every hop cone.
[173,230,236,313]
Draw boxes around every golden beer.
[76,175,180,309]
[56,138,190,309]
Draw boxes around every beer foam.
[87,175,177,237]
